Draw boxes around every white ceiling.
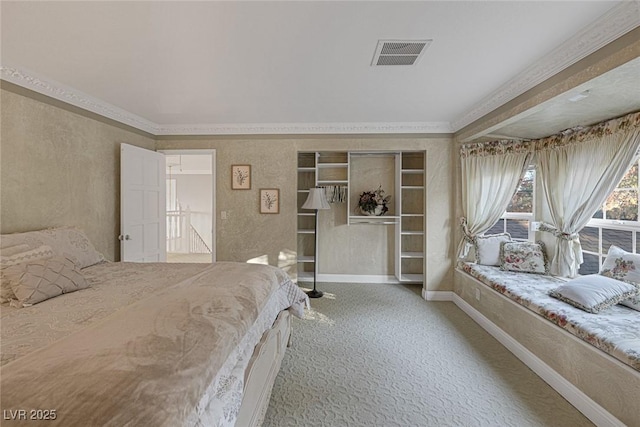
[1,1,638,137]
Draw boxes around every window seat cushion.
[458,261,640,372]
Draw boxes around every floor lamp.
[302,187,331,298]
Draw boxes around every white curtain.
[458,140,533,258]
[536,112,640,277]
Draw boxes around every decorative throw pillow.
[620,295,640,312]
[500,241,549,275]
[0,245,54,303]
[2,255,89,307]
[475,233,512,266]
[0,227,104,268]
[549,275,638,314]
[599,245,640,286]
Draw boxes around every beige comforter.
[0,261,307,426]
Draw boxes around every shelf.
[317,163,348,168]
[402,169,424,174]
[402,213,424,217]
[297,212,315,216]
[297,272,314,282]
[401,231,424,235]
[297,256,315,263]
[298,229,315,234]
[401,186,424,189]
[297,167,316,172]
[317,180,349,184]
[399,274,423,283]
[349,215,399,225]
[297,189,310,193]
[401,251,424,258]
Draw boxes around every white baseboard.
[451,293,624,427]
[316,274,401,284]
[422,290,454,301]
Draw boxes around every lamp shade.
[302,188,331,210]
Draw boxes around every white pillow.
[0,227,104,268]
[549,274,638,314]
[620,295,640,312]
[599,245,640,285]
[475,233,511,266]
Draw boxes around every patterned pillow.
[0,245,54,303]
[500,241,549,275]
[620,295,640,312]
[0,227,104,268]
[2,255,89,307]
[599,245,640,286]
[549,275,638,314]
[475,233,511,266]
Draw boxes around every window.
[579,160,640,274]
[486,166,535,240]
[486,160,640,275]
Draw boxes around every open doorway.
[163,150,216,263]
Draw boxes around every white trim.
[0,65,160,135]
[422,290,454,301]
[451,1,640,132]
[155,122,452,135]
[451,292,626,427]
[315,274,399,284]
[159,149,217,263]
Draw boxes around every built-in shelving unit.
[296,150,425,284]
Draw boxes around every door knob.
[118,234,131,241]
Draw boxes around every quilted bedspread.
[0,261,307,426]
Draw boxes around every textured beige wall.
[0,85,156,261]
[157,136,454,292]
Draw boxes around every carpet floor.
[263,282,593,427]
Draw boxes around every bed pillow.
[0,227,104,268]
[0,245,54,303]
[0,244,30,257]
[549,274,638,314]
[2,255,88,307]
[500,240,549,275]
[475,233,512,266]
[599,245,640,286]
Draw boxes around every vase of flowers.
[358,185,391,216]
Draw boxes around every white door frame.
[160,149,217,263]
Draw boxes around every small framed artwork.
[260,188,280,214]
[231,165,251,190]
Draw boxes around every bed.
[0,227,308,426]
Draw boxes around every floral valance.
[460,139,532,159]
[534,110,640,151]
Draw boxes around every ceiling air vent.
[371,39,432,66]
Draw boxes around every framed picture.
[260,188,279,214]
[231,165,251,190]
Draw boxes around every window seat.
[457,261,640,373]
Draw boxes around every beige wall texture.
[0,84,156,261]
[157,136,454,292]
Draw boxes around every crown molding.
[155,122,453,136]
[451,1,640,132]
[0,65,161,135]
[1,65,451,135]
[2,2,636,137]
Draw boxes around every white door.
[120,143,166,262]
